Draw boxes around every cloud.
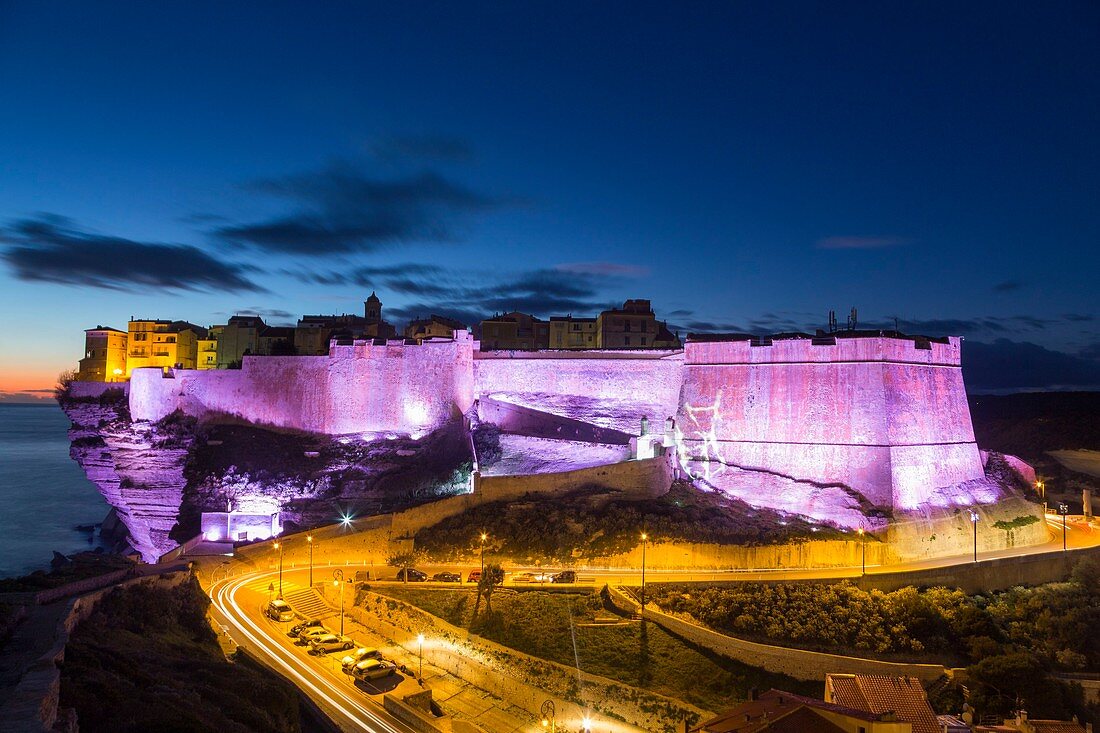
[369,136,474,163]
[213,307,295,321]
[0,391,54,404]
[816,235,908,250]
[993,280,1024,293]
[0,214,263,292]
[553,262,650,278]
[963,339,1100,392]
[668,309,694,317]
[214,162,505,255]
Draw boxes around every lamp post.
[417,633,425,681]
[968,510,979,563]
[479,532,487,577]
[540,700,556,733]
[857,526,866,576]
[273,541,284,598]
[1058,502,1069,551]
[333,569,345,635]
[640,531,648,610]
[1037,479,1047,513]
[307,534,314,587]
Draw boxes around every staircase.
[284,588,336,621]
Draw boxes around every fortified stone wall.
[130,334,475,435]
[677,336,986,515]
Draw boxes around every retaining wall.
[605,586,947,683]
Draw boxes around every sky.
[1,1,1098,398]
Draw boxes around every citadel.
[67,294,1045,563]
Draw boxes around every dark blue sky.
[1,2,1097,394]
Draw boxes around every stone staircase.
[283,587,336,621]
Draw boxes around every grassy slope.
[414,481,844,564]
[59,576,306,733]
[372,585,819,713]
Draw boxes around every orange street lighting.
[307,534,314,587]
[417,633,425,681]
[479,532,488,576]
[857,526,866,576]
[273,541,284,598]
[640,531,649,610]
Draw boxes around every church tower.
[364,291,382,324]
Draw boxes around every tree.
[386,551,420,584]
[473,563,505,617]
[55,369,78,400]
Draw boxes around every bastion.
[124,329,1018,528]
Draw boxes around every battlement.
[685,333,962,367]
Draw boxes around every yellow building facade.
[77,326,128,382]
[125,319,204,376]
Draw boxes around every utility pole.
[858,526,866,575]
[640,531,648,610]
[968,510,979,563]
[307,534,314,587]
[274,541,284,598]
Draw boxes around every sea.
[0,403,111,578]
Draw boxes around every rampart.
[123,332,998,522]
[677,335,985,513]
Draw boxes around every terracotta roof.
[692,689,880,733]
[827,674,940,733]
[1030,721,1088,733]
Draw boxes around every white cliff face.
[63,398,190,562]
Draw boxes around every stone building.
[596,298,680,349]
[295,292,398,354]
[77,326,128,382]
[126,318,205,375]
[548,315,598,349]
[404,314,467,342]
[479,311,550,350]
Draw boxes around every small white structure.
[201,497,282,542]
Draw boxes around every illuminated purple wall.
[129,333,993,524]
[677,336,988,520]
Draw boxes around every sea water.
[0,403,111,578]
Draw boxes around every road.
[202,515,1098,733]
[207,567,421,733]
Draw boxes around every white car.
[310,634,355,654]
[265,599,294,622]
[351,658,397,681]
[341,647,383,671]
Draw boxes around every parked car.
[395,568,427,582]
[551,570,577,584]
[296,626,330,645]
[265,599,294,622]
[351,658,397,681]
[309,634,356,654]
[466,570,482,584]
[341,647,383,672]
[431,571,460,583]
[289,619,324,637]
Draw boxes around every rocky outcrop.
[59,392,473,563]
[62,396,191,562]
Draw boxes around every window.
[624,321,631,332]
[572,323,580,331]
[624,336,631,345]
[641,337,647,345]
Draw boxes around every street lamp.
[540,700,556,733]
[1058,502,1069,551]
[1036,479,1047,513]
[307,534,314,587]
[581,714,591,733]
[333,569,345,635]
[273,541,284,598]
[417,633,425,681]
[857,526,866,576]
[479,532,487,577]
[968,510,979,563]
[640,531,648,610]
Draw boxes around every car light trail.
[210,568,413,733]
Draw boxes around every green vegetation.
[992,514,1041,530]
[59,576,309,733]
[650,557,1100,724]
[372,585,819,713]
[651,557,1100,668]
[415,481,848,564]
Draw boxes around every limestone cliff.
[60,390,472,563]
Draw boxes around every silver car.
[341,647,383,672]
[351,658,397,681]
[310,634,355,654]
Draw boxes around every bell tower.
[364,291,382,324]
